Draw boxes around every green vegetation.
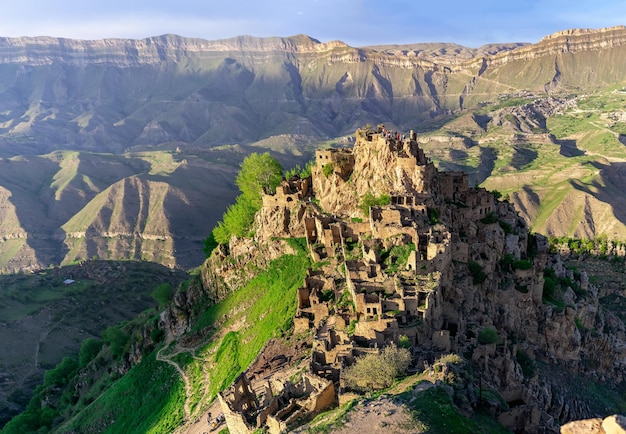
[358,192,391,216]
[102,324,131,359]
[477,327,499,345]
[285,160,313,179]
[78,338,103,368]
[500,254,533,271]
[342,344,411,392]
[151,283,174,308]
[322,162,334,178]
[380,243,415,274]
[0,261,186,430]
[549,235,626,256]
[235,152,284,208]
[398,386,509,433]
[2,357,79,434]
[211,152,284,245]
[468,261,487,284]
[516,349,536,378]
[162,239,312,417]
[59,352,185,434]
[427,207,440,224]
[542,266,586,309]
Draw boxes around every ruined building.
[217,125,626,433]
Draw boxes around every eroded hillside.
[1,27,626,269]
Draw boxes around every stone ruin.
[219,124,599,433]
[218,371,335,434]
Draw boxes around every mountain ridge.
[0,26,625,271]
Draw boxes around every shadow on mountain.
[474,146,497,186]
[511,145,538,170]
[158,163,240,268]
[570,160,626,229]
[0,157,70,270]
[557,139,585,157]
[619,134,626,146]
[511,185,541,222]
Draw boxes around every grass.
[0,261,188,432]
[0,273,92,321]
[146,240,312,417]
[397,386,509,433]
[57,352,186,434]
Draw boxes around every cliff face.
[1,26,626,270]
[179,126,626,433]
[0,26,623,157]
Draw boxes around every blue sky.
[1,0,625,47]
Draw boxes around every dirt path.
[156,339,193,421]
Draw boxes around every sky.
[0,0,625,48]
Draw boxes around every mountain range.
[0,26,626,270]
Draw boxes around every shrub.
[359,192,391,216]
[209,152,284,246]
[342,344,411,392]
[102,325,130,359]
[79,338,103,368]
[44,357,79,387]
[468,261,487,284]
[398,335,411,349]
[516,349,536,378]
[477,327,499,345]
[151,283,173,308]
[322,163,334,178]
[427,207,440,224]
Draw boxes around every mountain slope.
[1,27,626,269]
[0,28,624,156]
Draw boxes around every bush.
[44,357,79,387]
[235,152,284,208]
[477,327,499,345]
[516,349,536,378]
[212,195,258,244]
[322,163,334,178]
[342,344,411,392]
[209,152,284,245]
[427,207,440,224]
[359,192,391,216]
[398,335,411,349]
[102,325,130,359]
[79,338,103,368]
[151,283,174,308]
[468,261,487,284]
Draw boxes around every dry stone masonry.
[207,125,626,433]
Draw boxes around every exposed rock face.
[0,26,623,158]
[192,126,626,433]
[561,414,626,434]
[1,27,626,270]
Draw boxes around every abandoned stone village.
[211,125,626,433]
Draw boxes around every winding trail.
[156,338,193,421]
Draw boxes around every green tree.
[478,327,499,345]
[102,325,130,359]
[205,152,284,249]
[235,152,284,208]
[212,195,259,244]
[44,357,79,387]
[342,344,411,392]
[151,283,174,308]
[79,338,103,367]
[359,192,391,216]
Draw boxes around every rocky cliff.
[161,126,626,433]
[1,26,626,270]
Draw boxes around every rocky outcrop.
[237,127,626,432]
[561,414,626,434]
